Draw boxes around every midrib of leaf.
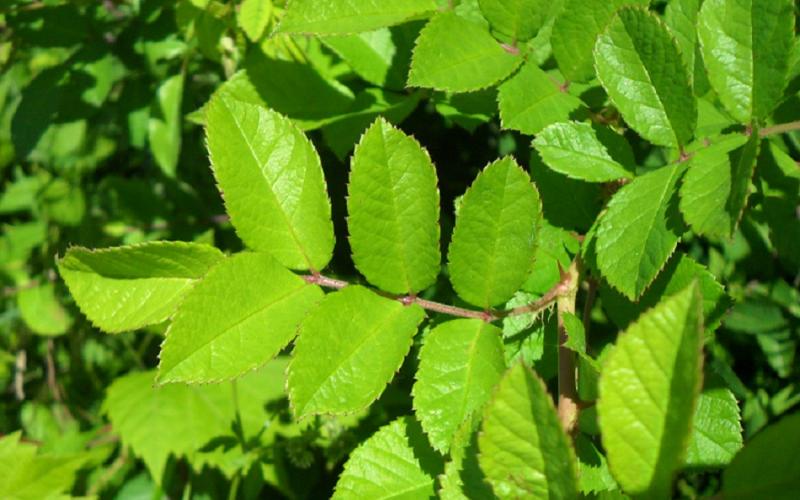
[226,101,314,269]
[482,165,511,307]
[619,16,681,147]
[298,305,410,414]
[374,128,413,292]
[160,283,308,376]
[543,143,623,173]
[455,326,483,432]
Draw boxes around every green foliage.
[3,0,799,497]
[598,283,703,498]
[479,362,578,498]
[348,118,440,294]
[447,156,541,308]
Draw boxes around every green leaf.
[663,0,700,87]
[103,370,231,481]
[478,0,549,43]
[596,164,686,300]
[697,0,796,123]
[206,95,335,271]
[598,283,703,498]
[0,432,85,500]
[550,0,649,82]
[58,242,224,333]
[594,7,696,148]
[723,412,800,498]
[600,253,732,333]
[148,72,184,178]
[104,366,285,482]
[448,157,541,308]
[680,133,760,238]
[685,384,742,468]
[238,0,272,41]
[413,319,505,453]
[498,62,585,135]
[575,434,619,494]
[157,252,323,384]
[17,282,72,337]
[478,362,579,498]
[434,88,499,132]
[276,0,437,35]
[333,416,441,499]
[288,286,424,418]
[215,51,356,131]
[321,24,418,91]
[408,12,523,93]
[533,122,633,182]
[348,118,441,294]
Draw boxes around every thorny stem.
[303,268,576,323]
[557,261,581,436]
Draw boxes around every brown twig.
[557,261,581,436]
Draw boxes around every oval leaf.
[598,283,704,498]
[413,319,506,453]
[533,122,633,182]
[594,7,696,148]
[448,156,541,308]
[333,416,440,499]
[596,164,686,300]
[408,12,523,93]
[287,286,424,418]
[58,242,224,333]
[478,362,579,498]
[206,95,334,271]
[698,0,795,123]
[348,117,441,294]
[157,252,323,384]
[498,62,586,136]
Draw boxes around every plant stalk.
[557,261,581,436]
[760,120,800,137]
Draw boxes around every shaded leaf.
[277,0,437,35]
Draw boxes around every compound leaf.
[333,416,440,499]
[276,0,437,35]
[447,157,541,308]
[478,0,549,43]
[594,7,696,148]
[58,242,224,333]
[685,384,742,468]
[598,283,703,498]
[206,95,334,271]
[679,134,760,238]
[596,164,686,300]
[498,62,585,135]
[697,0,795,123]
[533,121,633,182]
[413,319,506,453]
[288,286,424,419]
[157,252,323,384]
[348,118,440,294]
[550,0,649,82]
[722,412,800,498]
[478,362,578,498]
[408,12,523,93]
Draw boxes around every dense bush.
[1,0,799,498]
